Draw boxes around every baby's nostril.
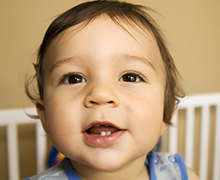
[108,100,114,104]
[90,101,97,104]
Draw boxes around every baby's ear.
[160,105,176,135]
[36,99,48,133]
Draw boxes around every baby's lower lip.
[83,130,125,147]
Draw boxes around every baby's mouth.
[85,124,120,136]
[83,122,126,146]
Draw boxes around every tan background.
[0,0,220,179]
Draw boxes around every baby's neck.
[70,158,150,180]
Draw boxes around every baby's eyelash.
[58,71,146,84]
[119,72,146,83]
[59,72,86,84]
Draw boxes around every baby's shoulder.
[186,167,200,180]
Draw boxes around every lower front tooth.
[101,131,106,136]
[106,131,111,135]
[101,131,111,136]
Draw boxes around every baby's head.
[27,0,183,125]
[25,0,185,172]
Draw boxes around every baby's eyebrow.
[49,54,155,74]
[49,57,80,74]
[120,54,156,71]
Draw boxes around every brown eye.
[119,73,144,82]
[61,73,86,84]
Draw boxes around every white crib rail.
[169,111,178,154]
[185,106,195,168]
[169,92,220,180]
[0,108,47,180]
[214,104,220,180]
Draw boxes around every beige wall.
[0,0,220,179]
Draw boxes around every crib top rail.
[178,92,220,108]
[0,108,38,126]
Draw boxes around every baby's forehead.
[44,15,164,73]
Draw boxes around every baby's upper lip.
[83,120,125,133]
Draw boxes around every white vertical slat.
[169,111,178,154]
[36,121,47,173]
[185,107,195,168]
[213,104,220,180]
[7,124,19,180]
[199,105,210,180]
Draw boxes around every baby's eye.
[61,73,86,84]
[119,73,144,82]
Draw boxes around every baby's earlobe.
[36,99,44,110]
[35,99,48,133]
[36,99,45,117]
[160,121,168,135]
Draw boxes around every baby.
[24,0,199,179]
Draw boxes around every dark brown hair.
[26,0,184,124]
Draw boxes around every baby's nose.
[84,84,120,108]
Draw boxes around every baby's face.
[37,15,167,172]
